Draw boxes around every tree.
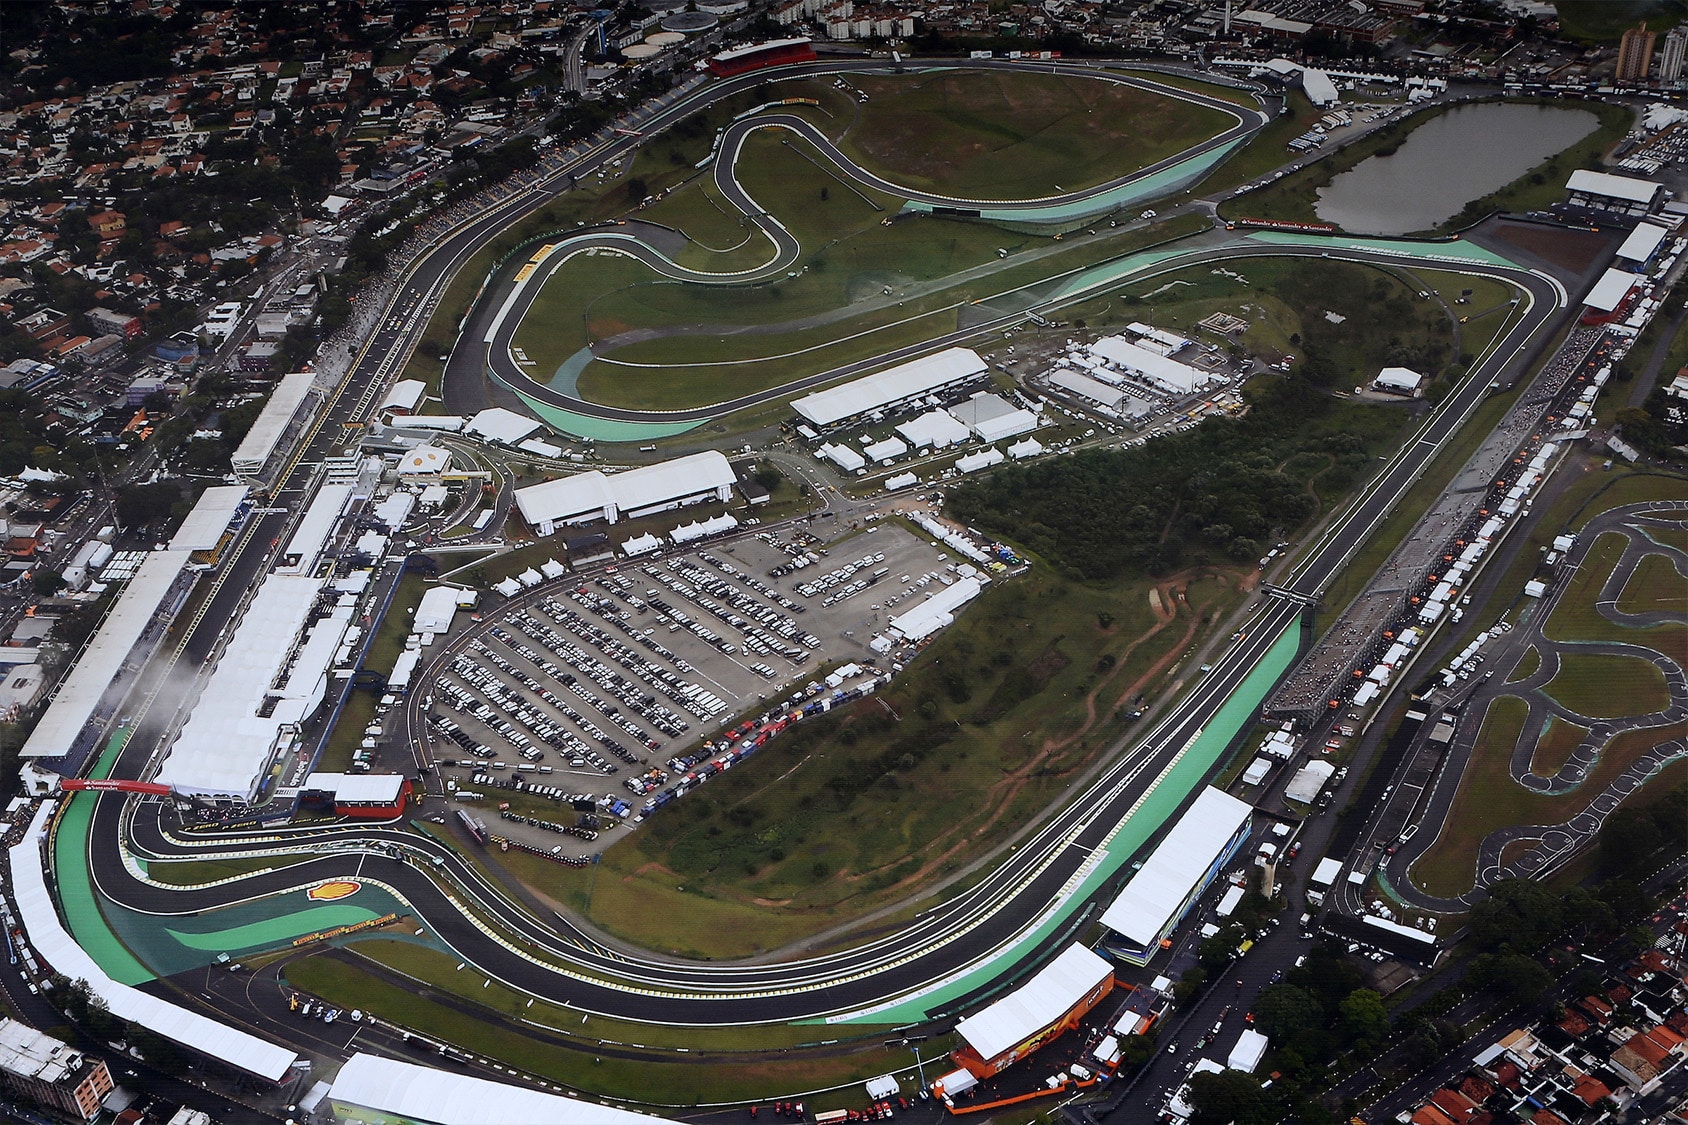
[116,482,182,532]
[1470,950,1553,1009]
[1338,988,1389,1053]
[1253,983,1325,1043]
[1189,1068,1271,1125]
[31,569,65,597]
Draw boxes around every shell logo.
[307,880,361,902]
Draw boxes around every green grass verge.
[1617,552,1687,617]
[1540,651,1670,718]
[1506,645,1541,683]
[284,949,913,1105]
[146,854,307,887]
[1529,716,1591,777]
[1411,695,1530,897]
[366,573,428,676]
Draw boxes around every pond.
[1314,102,1600,236]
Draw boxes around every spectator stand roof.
[1584,268,1639,313]
[21,550,192,759]
[9,805,302,1083]
[954,943,1114,1064]
[1098,786,1253,947]
[465,407,543,445]
[791,347,987,427]
[327,1053,670,1125]
[1615,220,1672,263]
[1566,169,1663,206]
[168,485,249,552]
[230,372,316,475]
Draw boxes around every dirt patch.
[1493,223,1610,274]
[1026,644,1072,687]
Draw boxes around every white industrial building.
[947,391,1038,442]
[464,407,543,446]
[1099,786,1254,963]
[1615,219,1673,267]
[887,577,982,642]
[955,447,1004,473]
[1284,759,1335,804]
[1372,366,1424,396]
[1227,1030,1269,1074]
[1048,368,1142,416]
[1088,335,1219,396]
[156,573,347,801]
[414,586,465,635]
[819,442,865,472]
[863,437,908,464]
[791,347,987,428]
[895,409,971,450]
[231,372,318,481]
[327,1053,671,1125]
[278,484,352,575]
[513,451,735,534]
[394,446,452,476]
[379,379,426,414]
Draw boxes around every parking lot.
[420,523,954,857]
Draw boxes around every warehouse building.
[1372,366,1425,396]
[791,347,988,429]
[949,943,1116,1079]
[1098,786,1254,964]
[947,391,1038,443]
[513,451,735,534]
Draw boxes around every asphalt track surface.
[1391,500,1688,909]
[67,59,1572,1030]
[471,68,1268,422]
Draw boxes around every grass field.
[1541,651,1670,718]
[1528,716,1591,778]
[284,950,912,1105]
[826,69,1233,200]
[524,558,1251,957]
[1617,552,1687,616]
[1546,530,1688,661]
[147,854,306,887]
[1507,646,1541,683]
[1412,695,1528,897]
[1198,92,1321,198]
[1217,99,1629,234]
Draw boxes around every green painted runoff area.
[827,619,1302,1026]
[900,139,1246,223]
[52,728,156,985]
[108,880,409,978]
[1244,230,1521,268]
[506,383,708,441]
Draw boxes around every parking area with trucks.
[425,523,954,856]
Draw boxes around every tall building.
[1617,22,1657,82]
[1661,26,1688,82]
[0,1019,114,1122]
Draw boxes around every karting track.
[58,59,1575,1033]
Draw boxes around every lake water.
[1314,103,1600,236]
